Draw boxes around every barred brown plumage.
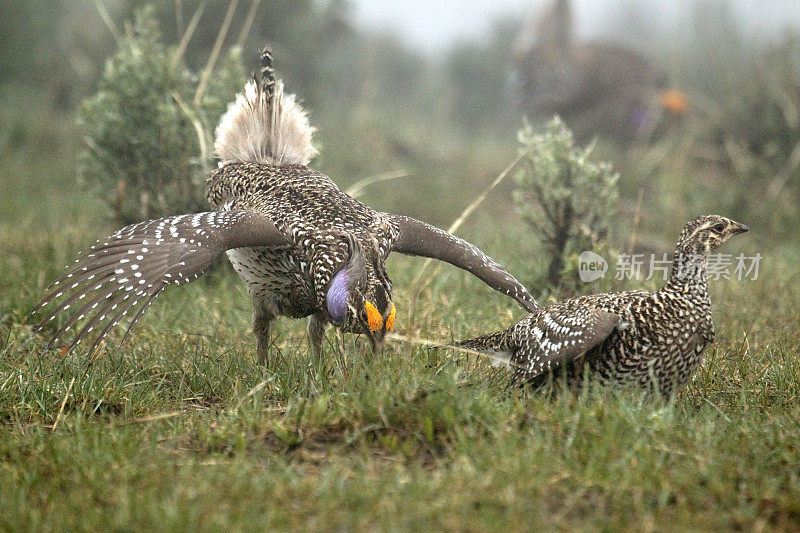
[30,49,538,362]
[458,215,749,396]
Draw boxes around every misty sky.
[352,0,800,52]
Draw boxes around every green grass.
[2,116,800,531]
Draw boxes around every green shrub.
[514,117,619,288]
[78,5,246,223]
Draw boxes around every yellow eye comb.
[364,302,383,332]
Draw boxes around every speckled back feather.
[206,162,396,322]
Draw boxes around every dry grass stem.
[194,0,239,107]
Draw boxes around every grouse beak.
[733,222,749,235]
[369,333,386,354]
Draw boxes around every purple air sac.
[326,269,349,323]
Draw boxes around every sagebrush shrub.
[79,6,245,223]
[514,117,619,287]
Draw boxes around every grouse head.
[325,234,395,352]
[677,215,749,256]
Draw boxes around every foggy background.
[353,0,800,52]
[2,0,799,253]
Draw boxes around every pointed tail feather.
[456,329,513,353]
[214,48,317,167]
[259,47,276,109]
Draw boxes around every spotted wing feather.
[389,215,539,312]
[511,306,623,381]
[30,210,289,357]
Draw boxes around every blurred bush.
[514,117,618,288]
[78,6,245,223]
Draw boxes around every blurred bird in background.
[511,0,687,143]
